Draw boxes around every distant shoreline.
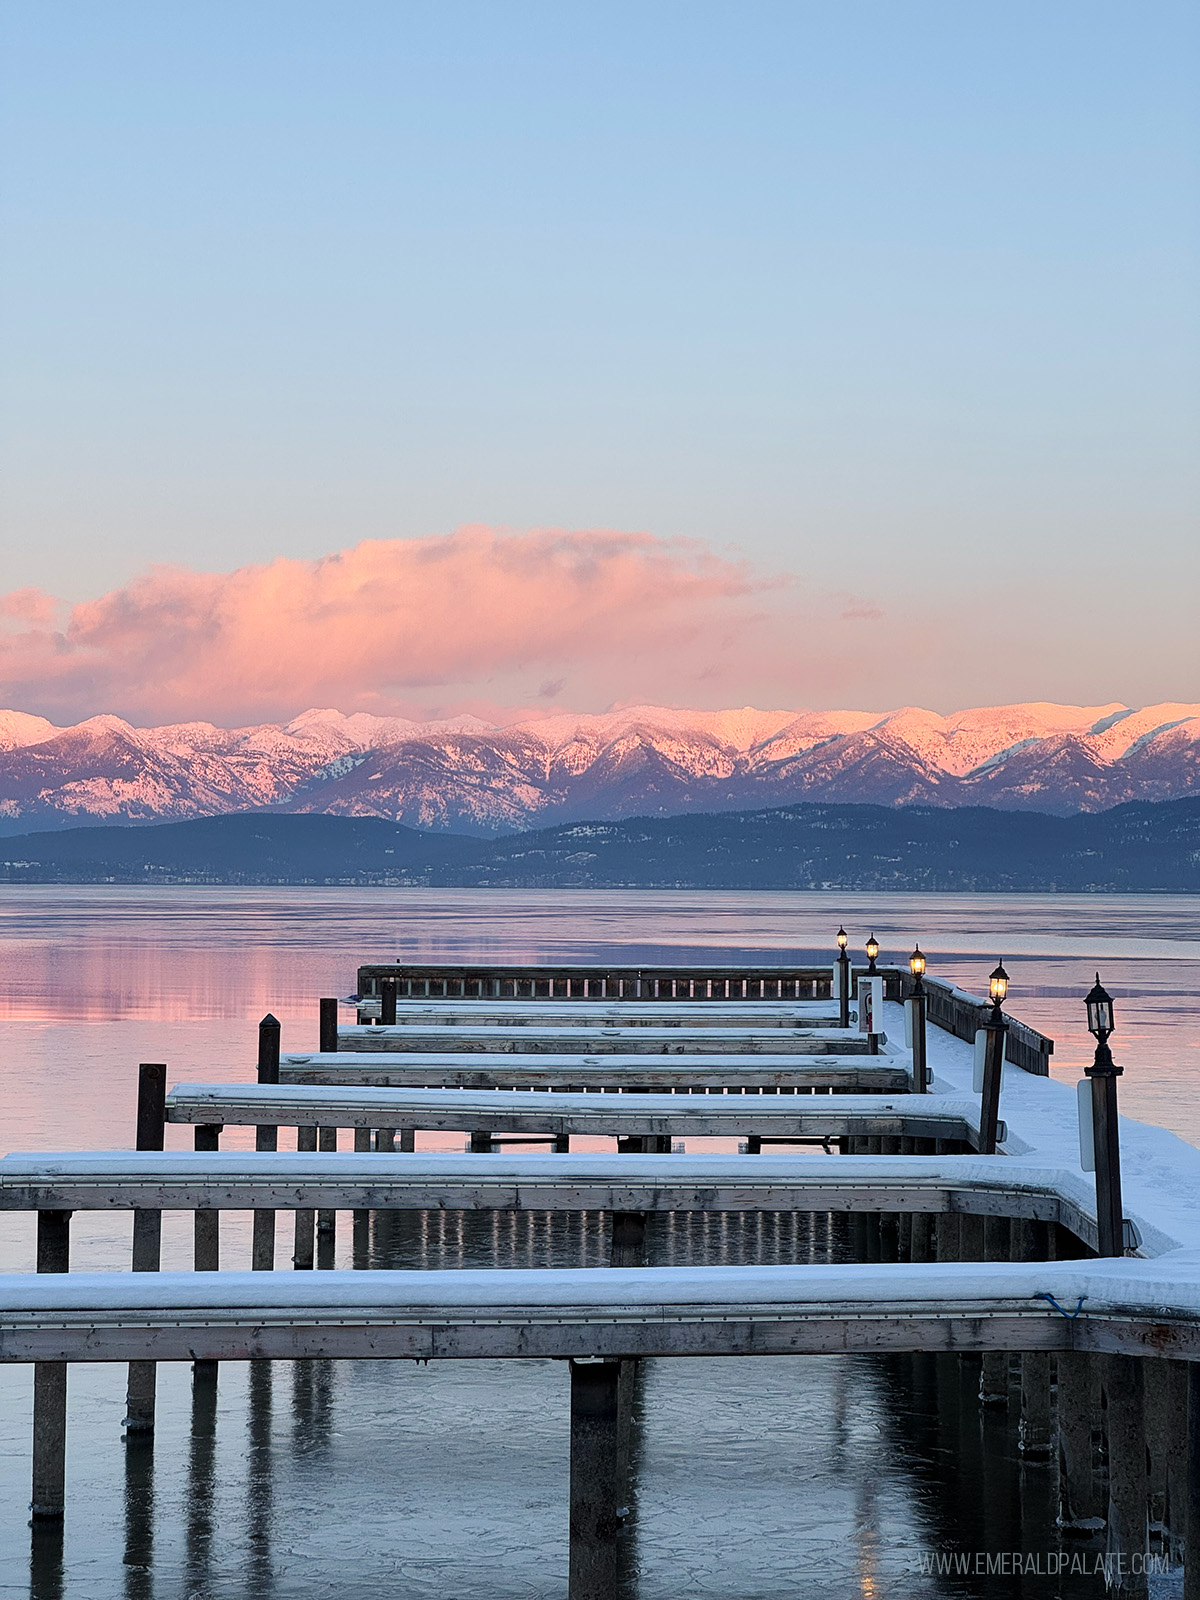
[2,798,1198,894]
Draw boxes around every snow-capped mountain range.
[1,700,1198,836]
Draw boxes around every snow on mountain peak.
[0,699,1197,835]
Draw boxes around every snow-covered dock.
[0,1148,1102,1237]
[164,1081,981,1144]
[3,1257,1200,1363]
[277,1051,906,1090]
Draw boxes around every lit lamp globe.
[989,960,1009,1013]
[836,927,849,953]
[909,945,926,991]
[865,934,879,972]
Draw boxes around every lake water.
[1,886,1197,1598]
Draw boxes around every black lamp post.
[1084,974,1124,1257]
[836,926,851,1029]
[866,934,879,974]
[979,960,1009,1155]
[909,945,928,1094]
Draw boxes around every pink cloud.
[0,526,806,725]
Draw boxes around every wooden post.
[193,1123,221,1385]
[253,1016,280,1272]
[399,1128,415,1152]
[978,1216,1009,1407]
[380,979,398,1026]
[569,1360,622,1600]
[319,997,338,1053]
[351,1124,372,1263]
[293,1125,317,1269]
[837,950,851,1030]
[1185,1362,1200,1600]
[1145,1358,1169,1551]
[979,1020,1006,1154]
[935,1210,962,1262]
[1167,1361,1188,1564]
[1089,1059,1126,1258]
[911,984,928,1093]
[317,1125,337,1258]
[469,1131,494,1153]
[193,1126,222,1272]
[1012,1218,1053,1460]
[910,1213,933,1262]
[610,1213,646,1268]
[1104,1353,1148,1597]
[126,1063,166,1434]
[1057,1351,1103,1535]
[31,1210,71,1519]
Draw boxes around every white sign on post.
[832,963,844,1000]
[1077,1080,1095,1172]
[972,1029,988,1093]
[903,998,914,1048]
[858,976,882,1035]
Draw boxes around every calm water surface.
[0,886,1197,1598]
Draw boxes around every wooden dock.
[0,954,1189,1599]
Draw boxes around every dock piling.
[293,1125,317,1269]
[192,1124,222,1384]
[380,979,398,1026]
[125,1064,166,1435]
[31,1211,70,1519]
[319,999,338,1053]
[316,1126,337,1258]
[1104,1353,1149,1596]
[1185,1363,1200,1599]
[252,1018,281,1271]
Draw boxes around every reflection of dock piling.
[6,955,1200,1593]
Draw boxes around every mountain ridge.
[1,699,1198,836]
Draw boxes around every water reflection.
[185,1366,218,1594]
[0,888,1189,1595]
[121,1435,154,1600]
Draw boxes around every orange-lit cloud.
[0,525,825,725]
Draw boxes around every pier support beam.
[31,1211,71,1519]
[253,1017,281,1271]
[1184,1363,1200,1600]
[319,998,338,1053]
[126,1063,166,1434]
[979,1217,1011,1408]
[293,1126,317,1269]
[569,1359,622,1600]
[1057,1352,1103,1536]
[316,1125,337,1262]
[1104,1353,1149,1596]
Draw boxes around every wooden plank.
[277,1053,909,1091]
[333,1025,871,1056]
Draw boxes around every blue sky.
[1,2,1197,717]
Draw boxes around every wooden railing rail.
[355,962,905,1002]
